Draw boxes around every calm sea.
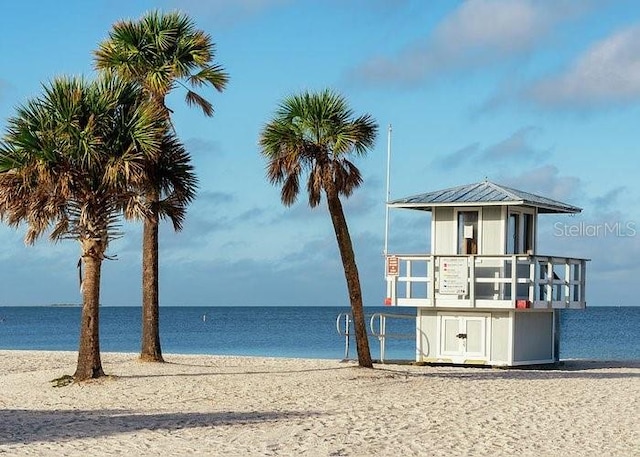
[0,306,638,361]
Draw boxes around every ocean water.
[0,306,638,361]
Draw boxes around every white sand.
[0,351,638,456]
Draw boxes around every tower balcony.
[385,254,588,309]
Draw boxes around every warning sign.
[386,256,399,276]
[440,257,468,295]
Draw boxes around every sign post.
[386,256,399,277]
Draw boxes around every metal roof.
[389,180,582,214]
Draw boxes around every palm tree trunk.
[325,191,373,368]
[141,204,164,362]
[74,245,105,380]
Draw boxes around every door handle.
[456,333,467,339]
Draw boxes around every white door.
[438,314,488,362]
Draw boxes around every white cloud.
[435,0,544,55]
[432,143,480,170]
[184,137,222,157]
[526,23,640,108]
[591,187,626,212]
[499,164,581,203]
[432,127,544,170]
[350,0,587,86]
[481,126,543,161]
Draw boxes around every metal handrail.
[369,312,415,362]
[337,312,416,363]
[336,313,352,361]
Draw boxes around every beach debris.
[50,374,74,388]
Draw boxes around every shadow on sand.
[117,362,355,380]
[118,358,640,382]
[376,359,640,381]
[0,409,322,445]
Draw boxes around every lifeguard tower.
[384,180,588,366]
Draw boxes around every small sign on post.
[386,256,399,276]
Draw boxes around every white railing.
[385,254,587,309]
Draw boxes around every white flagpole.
[383,124,392,258]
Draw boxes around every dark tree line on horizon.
[0,10,377,380]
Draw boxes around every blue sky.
[0,0,638,307]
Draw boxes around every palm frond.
[280,173,300,207]
[185,90,213,116]
[157,197,187,231]
[95,10,228,114]
[259,89,378,209]
[307,166,324,208]
[155,134,198,205]
[334,159,363,197]
[187,65,229,92]
[0,74,164,247]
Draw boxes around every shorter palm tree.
[0,75,165,380]
[259,89,378,368]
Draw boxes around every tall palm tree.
[259,90,377,368]
[0,75,166,380]
[95,10,227,362]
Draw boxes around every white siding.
[513,312,554,362]
[433,207,455,255]
[490,312,510,363]
[481,206,504,255]
[417,309,437,360]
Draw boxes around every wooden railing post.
[405,259,412,299]
[469,256,475,307]
[581,260,587,306]
[511,255,517,306]
[528,256,536,303]
[547,259,553,307]
[565,260,571,306]
[430,255,436,306]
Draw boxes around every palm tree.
[94,10,227,362]
[259,90,377,368]
[0,75,166,380]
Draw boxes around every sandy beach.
[0,351,637,456]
